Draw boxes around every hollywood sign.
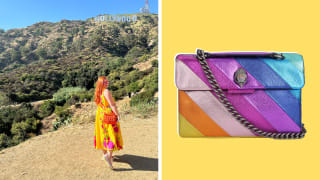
[94,15,138,23]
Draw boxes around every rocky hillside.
[0,14,158,104]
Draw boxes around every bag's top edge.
[175,53,305,90]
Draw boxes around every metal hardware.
[202,51,285,60]
[234,68,247,88]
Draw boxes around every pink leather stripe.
[185,91,255,136]
[175,55,215,90]
[175,59,211,90]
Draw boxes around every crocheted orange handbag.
[99,102,118,125]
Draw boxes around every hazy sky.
[0,0,158,30]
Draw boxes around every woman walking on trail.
[94,76,123,169]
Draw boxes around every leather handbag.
[175,49,307,139]
[98,102,118,125]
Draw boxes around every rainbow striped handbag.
[175,49,307,139]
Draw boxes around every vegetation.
[52,87,87,105]
[38,100,56,119]
[0,103,41,150]
[0,14,158,103]
[53,105,72,130]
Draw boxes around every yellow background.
[162,0,320,179]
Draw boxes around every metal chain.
[196,49,306,139]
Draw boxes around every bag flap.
[175,52,305,90]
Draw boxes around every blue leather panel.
[236,58,291,89]
[235,53,304,89]
[262,56,304,89]
[283,53,304,72]
[290,90,301,101]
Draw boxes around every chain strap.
[195,49,306,139]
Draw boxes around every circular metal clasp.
[234,68,248,88]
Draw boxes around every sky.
[0,0,158,30]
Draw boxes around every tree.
[0,133,11,150]
[0,91,10,106]
[126,82,140,94]
[11,121,31,142]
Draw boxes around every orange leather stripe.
[179,90,230,136]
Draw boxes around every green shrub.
[66,94,80,105]
[138,54,149,62]
[130,90,156,106]
[0,103,37,135]
[54,105,71,118]
[0,133,11,150]
[0,91,10,106]
[53,87,86,105]
[125,46,145,59]
[143,68,158,94]
[130,101,158,118]
[126,82,141,94]
[25,117,40,132]
[112,88,127,100]
[151,59,158,67]
[10,121,31,143]
[38,100,56,118]
[78,89,94,102]
[53,105,72,130]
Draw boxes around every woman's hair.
[94,76,108,105]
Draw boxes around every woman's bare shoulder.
[103,89,112,96]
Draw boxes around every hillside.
[0,14,158,104]
[0,14,158,152]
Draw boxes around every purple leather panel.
[176,54,264,90]
[244,91,301,132]
[225,93,276,132]
[227,89,255,94]
[207,58,264,89]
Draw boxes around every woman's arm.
[103,89,119,116]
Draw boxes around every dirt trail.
[0,115,158,179]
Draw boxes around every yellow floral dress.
[94,92,123,152]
